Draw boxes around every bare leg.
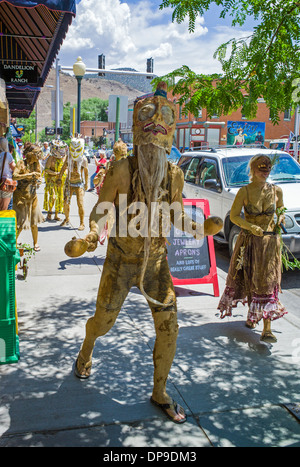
[75,307,120,378]
[0,197,11,210]
[76,187,85,230]
[31,224,40,251]
[46,188,55,220]
[54,210,61,221]
[151,311,186,423]
[261,318,277,343]
[60,200,70,226]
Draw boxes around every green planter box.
[0,214,20,365]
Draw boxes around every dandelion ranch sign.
[0,64,38,84]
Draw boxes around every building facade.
[170,93,297,151]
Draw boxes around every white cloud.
[58,0,253,77]
[60,0,136,65]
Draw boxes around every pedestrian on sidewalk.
[218,154,287,342]
[89,154,106,191]
[0,137,16,211]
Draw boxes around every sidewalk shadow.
[0,294,204,447]
[58,255,105,270]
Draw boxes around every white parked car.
[179,147,300,257]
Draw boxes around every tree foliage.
[157,0,300,123]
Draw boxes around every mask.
[70,137,84,161]
[51,140,67,159]
[132,84,176,154]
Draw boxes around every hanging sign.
[0,64,38,85]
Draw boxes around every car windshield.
[222,153,300,187]
[168,146,181,164]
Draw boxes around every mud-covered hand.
[85,231,99,252]
[204,216,223,236]
[249,225,263,236]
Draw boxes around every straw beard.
[137,143,167,205]
[136,143,173,308]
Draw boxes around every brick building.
[80,120,110,139]
[169,92,297,151]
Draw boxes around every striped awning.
[0,0,76,117]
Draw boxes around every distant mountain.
[37,68,145,134]
[84,67,157,94]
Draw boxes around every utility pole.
[55,58,60,137]
[294,106,299,160]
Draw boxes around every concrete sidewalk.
[0,185,300,447]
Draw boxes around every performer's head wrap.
[23,143,43,163]
[249,154,272,181]
[113,139,127,161]
[51,139,68,159]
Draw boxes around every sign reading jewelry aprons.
[167,198,220,297]
[0,64,38,84]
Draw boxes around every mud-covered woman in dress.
[218,154,287,342]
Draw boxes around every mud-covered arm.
[44,156,59,176]
[86,161,127,247]
[275,186,285,225]
[57,158,68,181]
[12,160,39,181]
[170,167,223,238]
[83,166,88,190]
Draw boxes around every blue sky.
[58,0,255,77]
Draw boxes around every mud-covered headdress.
[113,139,127,161]
[51,139,68,159]
[23,143,43,162]
[69,136,84,161]
[132,81,176,154]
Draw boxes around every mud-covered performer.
[43,139,68,221]
[65,83,223,423]
[218,155,287,343]
[13,143,44,251]
[57,137,88,231]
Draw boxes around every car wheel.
[228,225,241,256]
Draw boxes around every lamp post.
[73,57,86,135]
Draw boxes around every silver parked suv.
[179,146,300,257]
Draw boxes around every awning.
[0,0,76,118]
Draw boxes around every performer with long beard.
[65,83,223,423]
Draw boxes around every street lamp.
[103,128,107,147]
[73,56,86,135]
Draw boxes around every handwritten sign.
[167,199,219,296]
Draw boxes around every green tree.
[17,110,37,143]
[157,0,300,123]
[81,97,108,122]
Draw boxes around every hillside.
[84,67,155,94]
[36,68,145,134]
